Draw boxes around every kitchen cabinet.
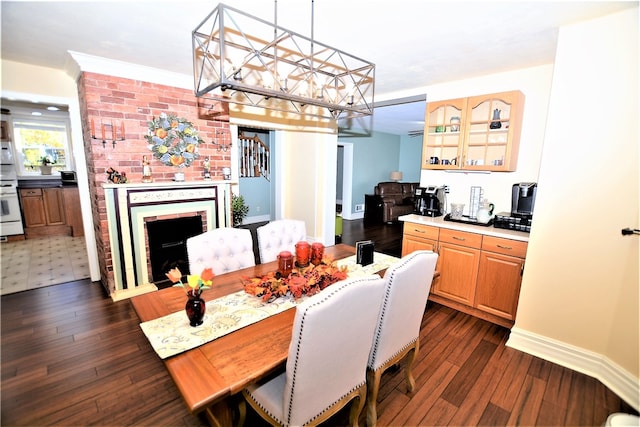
[422,90,525,172]
[400,216,528,327]
[20,189,47,227]
[475,236,527,321]
[421,97,466,169]
[401,222,439,255]
[1,120,10,142]
[20,187,71,237]
[63,187,84,237]
[432,228,481,306]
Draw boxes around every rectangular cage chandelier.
[192,3,375,121]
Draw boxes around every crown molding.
[66,51,192,90]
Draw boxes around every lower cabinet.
[475,235,527,321]
[20,187,76,238]
[63,187,84,237]
[401,222,439,254]
[475,251,524,320]
[402,222,527,327]
[432,229,481,306]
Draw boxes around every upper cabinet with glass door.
[422,90,525,172]
[421,97,466,170]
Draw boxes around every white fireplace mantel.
[103,180,235,301]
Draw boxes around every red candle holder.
[277,251,293,277]
[311,242,325,266]
[295,241,310,267]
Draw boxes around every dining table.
[131,243,392,427]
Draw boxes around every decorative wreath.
[145,112,203,167]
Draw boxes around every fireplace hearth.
[103,180,232,301]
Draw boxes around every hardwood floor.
[1,219,636,426]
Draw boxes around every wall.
[77,72,231,293]
[416,64,554,214]
[509,8,638,408]
[278,130,337,245]
[398,133,423,183]
[338,130,402,214]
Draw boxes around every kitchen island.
[400,213,529,328]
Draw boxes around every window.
[12,115,73,176]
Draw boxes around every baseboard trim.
[507,327,639,411]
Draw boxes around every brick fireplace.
[104,180,232,301]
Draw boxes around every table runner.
[140,252,399,359]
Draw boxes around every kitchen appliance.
[0,141,25,238]
[511,182,537,217]
[60,170,77,184]
[414,186,446,217]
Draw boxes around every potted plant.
[232,194,249,227]
[40,156,53,175]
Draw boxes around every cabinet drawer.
[20,188,42,197]
[482,235,528,258]
[403,223,439,240]
[439,228,482,249]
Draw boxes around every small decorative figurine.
[107,167,128,184]
[203,157,211,180]
[142,155,153,183]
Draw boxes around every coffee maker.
[494,182,537,232]
[414,186,446,217]
[511,182,537,217]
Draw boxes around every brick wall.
[76,72,231,293]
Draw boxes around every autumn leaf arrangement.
[166,267,215,298]
[243,257,348,302]
[145,112,204,168]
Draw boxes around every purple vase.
[185,294,206,327]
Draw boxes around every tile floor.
[0,236,90,296]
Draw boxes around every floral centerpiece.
[166,267,215,298]
[166,267,215,327]
[145,112,204,168]
[243,257,348,302]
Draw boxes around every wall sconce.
[212,130,231,152]
[390,171,403,182]
[91,119,125,148]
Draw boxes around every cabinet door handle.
[452,236,466,241]
[497,244,513,250]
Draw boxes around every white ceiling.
[1,1,636,135]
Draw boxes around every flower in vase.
[166,267,215,297]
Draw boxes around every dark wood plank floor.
[1,219,636,426]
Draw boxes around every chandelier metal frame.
[192,3,375,120]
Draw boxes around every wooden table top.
[130,243,357,414]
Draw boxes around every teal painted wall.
[345,130,401,212]
[399,133,423,183]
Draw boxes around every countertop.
[18,179,77,189]
[399,214,529,242]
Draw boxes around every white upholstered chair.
[242,275,385,427]
[186,227,256,275]
[366,250,438,427]
[256,219,306,263]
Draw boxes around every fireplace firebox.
[146,216,203,287]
